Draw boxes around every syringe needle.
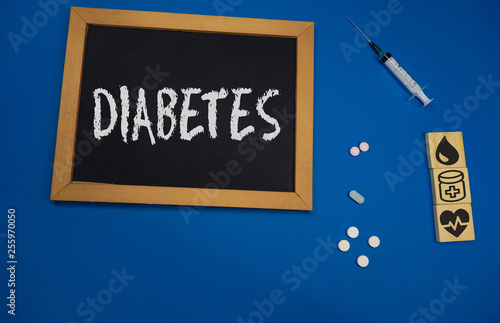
[347,18,370,42]
[348,18,383,56]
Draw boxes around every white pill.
[357,255,369,267]
[359,142,369,152]
[347,226,359,239]
[368,236,380,248]
[349,146,360,157]
[349,190,365,204]
[338,240,350,252]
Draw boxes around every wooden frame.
[51,7,314,210]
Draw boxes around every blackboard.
[51,7,314,210]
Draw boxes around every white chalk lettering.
[256,89,281,141]
[157,87,178,141]
[93,88,118,140]
[132,88,156,145]
[92,86,283,144]
[201,88,228,139]
[231,88,254,141]
[180,88,203,141]
[119,85,130,143]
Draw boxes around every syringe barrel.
[379,52,433,106]
[380,52,420,92]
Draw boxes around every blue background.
[1,0,500,322]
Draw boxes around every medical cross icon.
[445,186,461,199]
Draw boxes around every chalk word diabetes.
[92,87,283,144]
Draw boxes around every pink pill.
[359,142,369,152]
[349,146,360,157]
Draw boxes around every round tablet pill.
[347,226,359,239]
[338,240,350,252]
[359,142,369,152]
[368,236,380,248]
[349,146,360,157]
[357,255,369,267]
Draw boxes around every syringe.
[348,18,433,107]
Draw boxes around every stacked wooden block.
[425,132,475,242]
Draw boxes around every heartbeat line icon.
[440,209,470,238]
[444,217,467,231]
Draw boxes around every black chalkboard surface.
[73,25,296,192]
[51,7,314,210]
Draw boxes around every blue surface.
[1,0,500,322]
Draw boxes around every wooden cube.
[430,168,471,205]
[433,204,475,242]
[426,132,466,169]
